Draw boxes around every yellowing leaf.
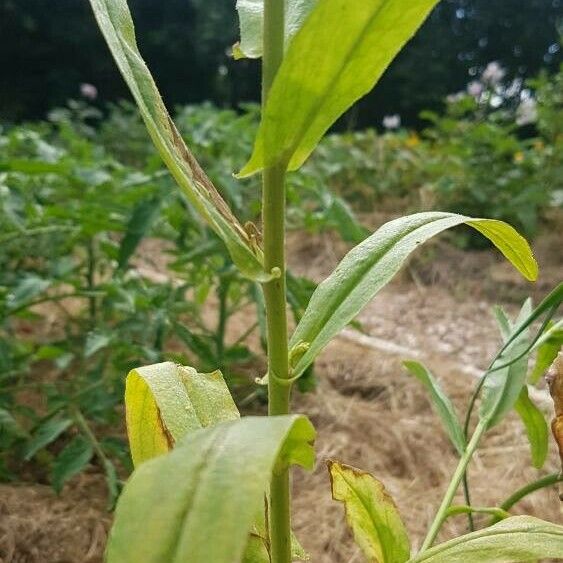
[125,362,238,466]
[329,460,410,563]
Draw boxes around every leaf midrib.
[292,215,449,369]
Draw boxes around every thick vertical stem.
[261,1,291,562]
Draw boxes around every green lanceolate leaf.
[88,0,267,280]
[242,534,270,563]
[238,0,440,176]
[106,415,316,563]
[117,196,161,270]
[328,460,410,563]
[125,361,239,466]
[7,275,51,311]
[403,361,465,455]
[290,212,538,379]
[23,416,73,461]
[244,517,311,562]
[409,516,563,562]
[51,436,94,493]
[513,385,548,468]
[235,0,316,59]
[479,301,532,430]
[529,320,563,384]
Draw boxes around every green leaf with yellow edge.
[125,361,238,467]
[238,0,440,176]
[88,0,267,280]
[107,415,316,563]
[290,213,537,380]
[328,460,410,563]
[403,361,465,455]
[235,0,316,59]
[408,516,563,562]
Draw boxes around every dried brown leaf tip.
[547,352,563,500]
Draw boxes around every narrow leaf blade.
[403,361,465,455]
[479,301,532,429]
[51,436,94,493]
[329,460,410,563]
[239,0,440,175]
[290,213,537,379]
[117,197,161,270]
[107,415,315,563]
[514,386,548,469]
[88,0,265,279]
[23,417,72,461]
[529,321,563,384]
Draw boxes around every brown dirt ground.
[1,213,562,562]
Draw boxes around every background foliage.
[0,0,560,125]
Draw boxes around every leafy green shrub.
[0,115,273,494]
[418,68,557,244]
[0,91,350,492]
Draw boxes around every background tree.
[0,0,560,124]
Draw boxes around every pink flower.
[80,83,98,101]
[467,81,483,98]
[482,62,505,85]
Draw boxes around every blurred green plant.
[0,107,327,497]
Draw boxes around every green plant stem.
[216,277,230,368]
[0,225,77,244]
[419,419,488,553]
[489,473,563,525]
[261,1,290,562]
[86,238,98,327]
[7,291,103,316]
[264,162,291,558]
[461,473,475,531]
[72,406,110,468]
[446,505,511,522]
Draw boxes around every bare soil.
[1,216,562,562]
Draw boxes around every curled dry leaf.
[547,351,563,500]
